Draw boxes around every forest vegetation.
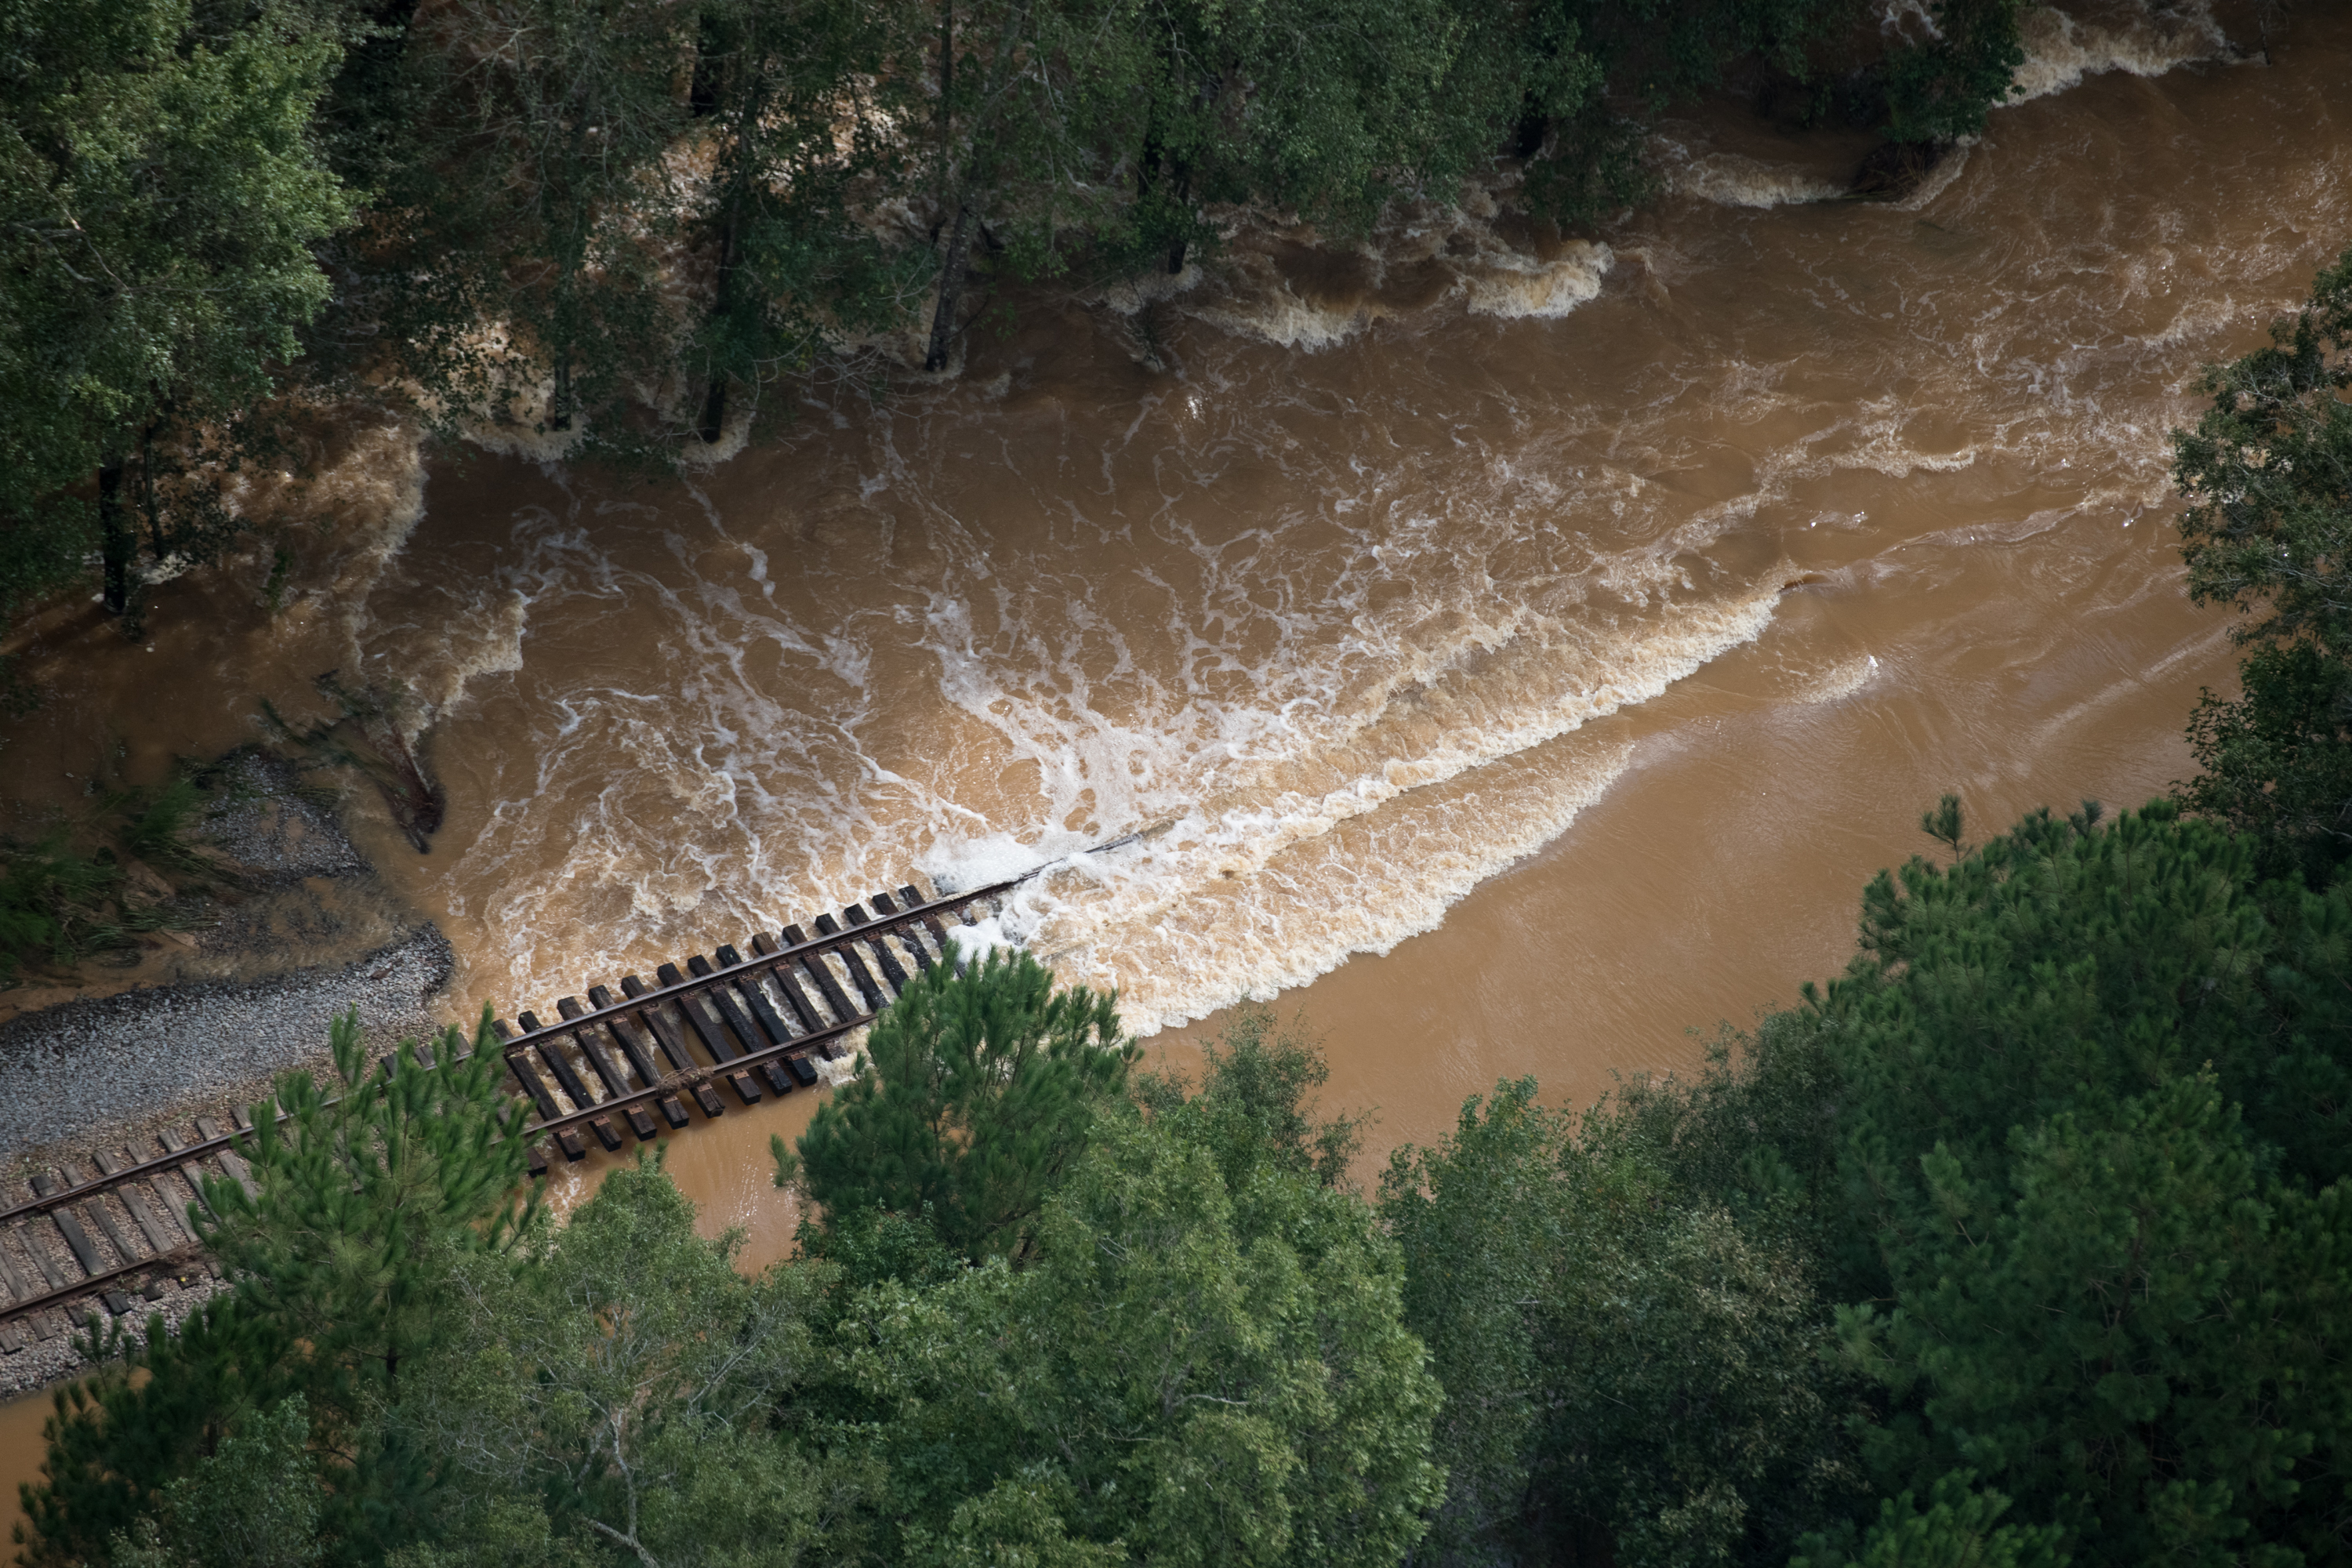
[13,243,2352,1567]
[10,0,2352,1562]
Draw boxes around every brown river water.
[0,9,2346,1461]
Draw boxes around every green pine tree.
[2172,244,2352,880]
[15,1300,293,1568]
[780,949,1134,1262]
[19,1006,532,1566]
[1792,1471,2067,1568]
[1812,800,2352,1563]
[197,1007,535,1406]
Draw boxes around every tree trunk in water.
[98,453,132,617]
[550,349,572,432]
[1167,160,1192,273]
[700,212,741,443]
[699,375,729,445]
[924,202,974,374]
[140,423,165,556]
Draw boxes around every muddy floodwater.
[4,2,2349,1255]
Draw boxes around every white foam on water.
[1186,249,1379,350]
[1672,153,1846,209]
[1646,2,2233,223]
[1183,199,1613,347]
[945,915,1025,969]
[997,597,1782,1030]
[410,467,1795,1016]
[1882,0,2236,223]
[1791,652,1880,706]
[921,833,1054,896]
[398,289,2062,1018]
[1093,261,1209,318]
[872,554,1788,1030]
[1037,732,1646,1032]
[366,58,2350,1029]
[296,417,432,677]
[1461,241,1613,319]
[2009,2,2233,104]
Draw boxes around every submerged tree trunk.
[288,672,450,853]
[699,371,730,445]
[924,201,974,373]
[97,452,132,616]
[1168,159,1192,274]
[550,346,573,432]
[700,212,741,442]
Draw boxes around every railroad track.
[0,1116,252,1352]
[491,875,1019,1170]
[0,874,1019,1345]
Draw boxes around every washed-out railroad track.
[491,875,1018,1171]
[0,874,1019,1347]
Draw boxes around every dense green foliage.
[387,1159,871,1568]
[1806,800,2352,1563]
[2174,245,2352,881]
[17,983,1439,1568]
[783,949,1134,1261]
[1371,797,2352,1565]
[1382,1071,1856,1566]
[847,1112,1443,1563]
[194,1010,536,1402]
[25,256,2352,1565]
[1881,0,2027,143]
[0,0,354,619]
[18,1302,294,1568]
[109,1396,321,1568]
[23,786,2352,1566]
[16,1007,534,1567]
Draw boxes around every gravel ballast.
[0,752,460,1397]
[0,924,453,1155]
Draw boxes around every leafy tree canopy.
[1381,1074,1857,1566]
[782,948,1134,1262]
[844,1110,1443,1566]
[386,1155,877,1568]
[1805,799,2352,1564]
[0,0,354,614]
[2173,245,2352,874]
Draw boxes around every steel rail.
[0,877,1024,1232]
[0,869,1052,1327]
[492,875,1022,1061]
[2,1245,206,1324]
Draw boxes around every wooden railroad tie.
[492,876,1009,1172]
[0,874,1008,1338]
[0,1120,239,1348]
